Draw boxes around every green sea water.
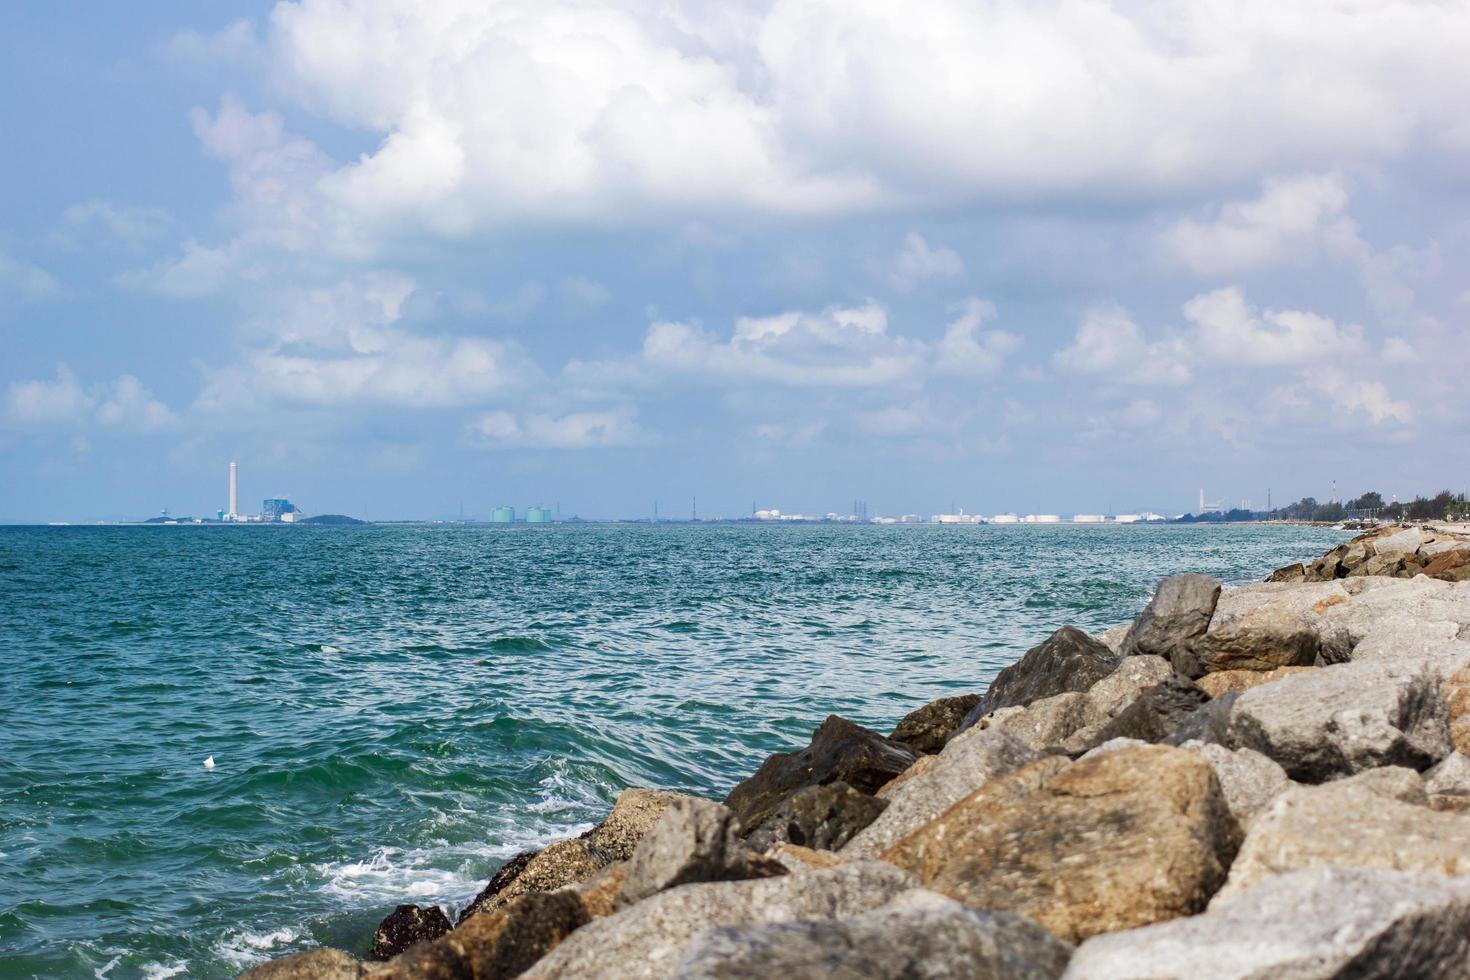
[0,522,1348,978]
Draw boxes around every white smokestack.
[229,461,238,517]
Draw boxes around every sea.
[0,521,1347,978]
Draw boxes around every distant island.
[299,514,368,526]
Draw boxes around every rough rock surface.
[1178,740,1290,829]
[1070,674,1210,751]
[745,782,887,852]
[881,745,1238,943]
[673,890,1073,980]
[240,949,361,980]
[842,726,1039,858]
[1195,666,1314,698]
[368,904,452,961]
[618,797,785,909]
[888,693,981,754]
[1065,868,1470,980]
[974,693,1087,751]
[974,657,1174,752]
[372,891,588,980]
[1226,653,1464,781]
[723,716,917,831]
[1444,662,1470,755]
[966,627,1119,720]
[1174,602,1323,678]
[524,861,918,980]
[1425,752,1470,812]
[1118,573,1221,660]
[459,788,689,921]
[1211,767,1470,903]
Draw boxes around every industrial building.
[490,506,515,523]
[526,506,552,523]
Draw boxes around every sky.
[2,0,1468,522]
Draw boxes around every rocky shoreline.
[247,524,1470,979]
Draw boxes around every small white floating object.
[320,645,344,654]
[203,755,215,769]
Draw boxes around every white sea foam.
[319,645,345,654]
[213,926,303,969]
[141,961,189,980]
[93,954,123,979]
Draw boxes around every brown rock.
[889,693,981,753]
[459,788,689,921]
[766,843,844,872]
[1266,563,1306,583]
[368,904,452,961]
[1174,602,1322,678]
[880,745,1238,943]
[1444,663,1470,756]
[570,863,627,918]
[1424,549,1470,579]
[1196,666,1316,698]
[875,754,938,798]
[240,948,361,980]
[374,891,588,980]
[723,715,917,830]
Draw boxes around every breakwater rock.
[243,526,1470,980]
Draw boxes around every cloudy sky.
[2,0,1467,521]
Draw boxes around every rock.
[673,889,1073,980]
[843,726,1039,858]
[1195,666,1314,697]
[569,862,627,918]
[765,843,844,873]
[745,782,887,852]
[1226,653,1465,781]
[874,754,937,798]
[373,890,588,980]
[368,904,452,961]
[1350,552,1411,577]
[723,716,917,831]
[1078,657,1176,723]
[1178,740,1290,828]
[240,949,361,980]
[965,627,1119,721]
[459,788,691,921]
[887,693,980,754]
[1173,602,1323,678]
[1447,663,1470,755]
[1265,562,1305,583]
[1423,548,1470,579]
[1349,617,1464,660]
[1070,674,1210,751]
[974,693,1087,750]
[1094,623,1129,654]
[1373,527,1431,556]
[1077,737,1148,759]
[1064,867,1470,980]
[1207,767,1470,904]
[1118,573,1221,660]
[618,797,785,909]
[1425,752,1470,812]
[881,745,1238,943]
[1162,692,1238,747]
[525,860,918,980]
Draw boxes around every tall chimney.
[229,460,238,517]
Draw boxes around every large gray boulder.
[1225,652,1465,781]
[1064,867,1470,980]
[1069,674,1209,751]
[723,716,917,831]
[1118,574,1221,660]
[1178,740,1290,829]
[1174,602,1325,678]
[674,889,1072,980]
[618,798,784,908]
[525,860,917,980]
[1211,767,1470,904]
[965,627,1119,723]
[842,726,1039,858]
[974,657,1174,753]
[1426,752,1470,812]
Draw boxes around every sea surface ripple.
[0,522,1347,978]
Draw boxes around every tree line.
[1177,490,1469,524]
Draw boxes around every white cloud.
[4,366,176,433]
[753,419,827,448]
[52,200,171,250]
[0,250,59,303]
[1164,172,1358,275]
[1053,304,1192,385]
[1382,336,1419,364]
[229,0,1470,240]
[934,300,1021,377]
[196,273,536,411]
[633,302,928,388]
[1296,365,1411,425]
[116,240,238,297]
[471,407,643,448]
[872,233,963,292]
[1185,286,1363,365]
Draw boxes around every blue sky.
[2,1,1468,522]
